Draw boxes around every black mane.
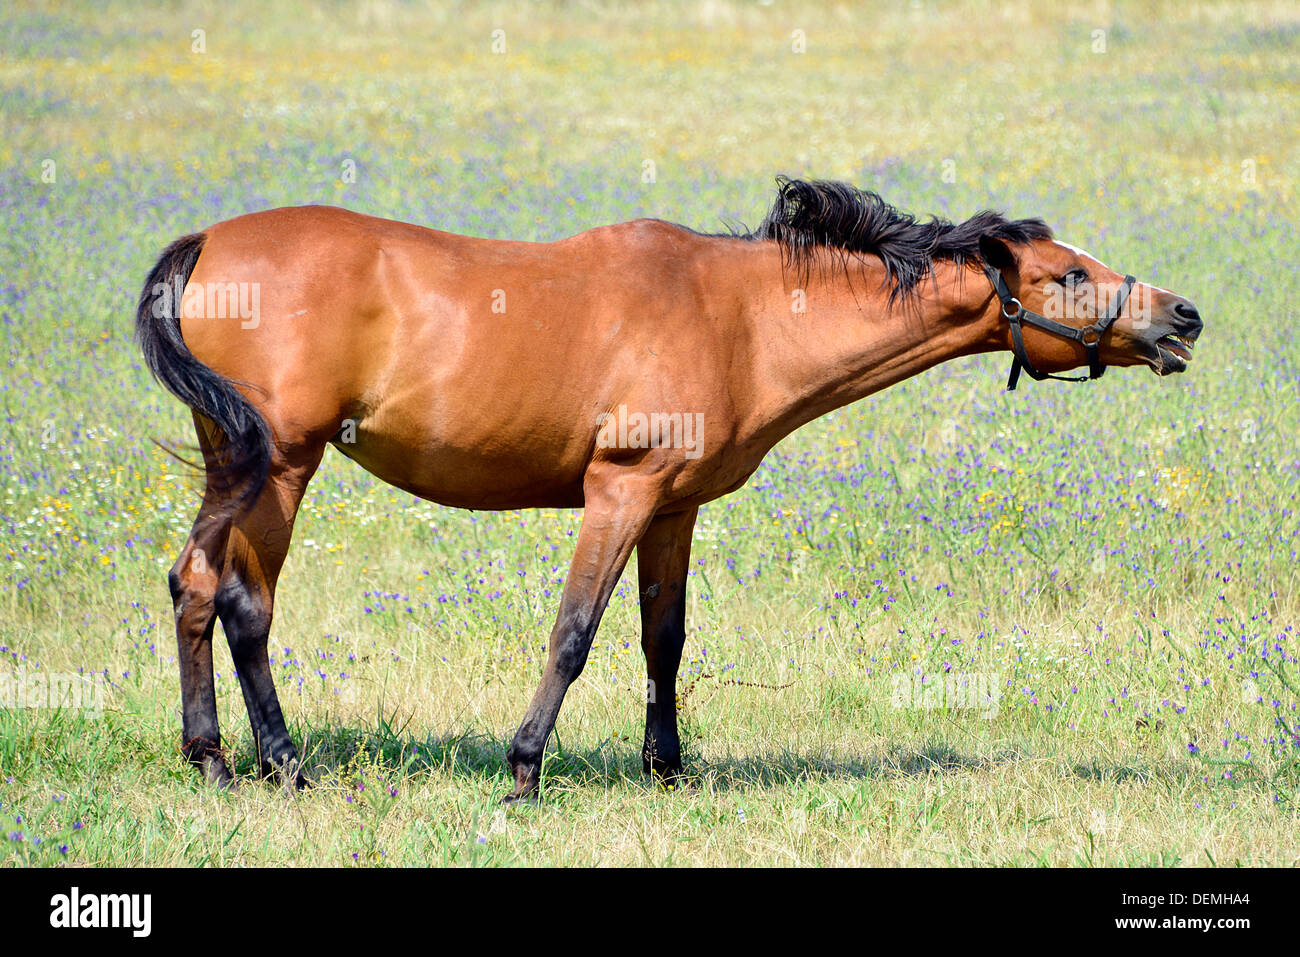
[743,176,1053,300]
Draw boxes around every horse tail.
[134,233,272,514]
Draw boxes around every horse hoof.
[273,757,310,792]
[643,759,684,789]
[500,787,539,806]
[202,755,237,791]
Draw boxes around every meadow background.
[2,0,1298,866]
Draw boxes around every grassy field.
[2,0,1299,866]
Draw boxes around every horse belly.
[329,422,590,511]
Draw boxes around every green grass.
[1,0,1299,865]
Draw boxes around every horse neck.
[731,246,1001,438]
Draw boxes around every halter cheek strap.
[982,263,1135,391]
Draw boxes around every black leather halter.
[982,263,1136,391]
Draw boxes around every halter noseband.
[982,263,1136,391]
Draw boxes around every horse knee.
[553,642,587,681]
[550,610,597,680]
[214,576,272,659]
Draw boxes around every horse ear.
[978,234,1018,273]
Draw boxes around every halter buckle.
[1001,298,1022,320]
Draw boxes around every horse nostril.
[1173,301,1200,324]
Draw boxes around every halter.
[982,263,1136,391]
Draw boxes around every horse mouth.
[1149,333,1195,375]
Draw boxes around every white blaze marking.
[1054,239,1101,263]
[1055,239,1173,297]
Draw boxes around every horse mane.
[743,176,1054,300]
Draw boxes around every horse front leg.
[636,507,697,785]
[503,468,665,803]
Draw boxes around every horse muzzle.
[1144,300,1202,376]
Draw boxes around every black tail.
[134,233,272,513]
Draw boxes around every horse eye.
[1061,268,1088,287]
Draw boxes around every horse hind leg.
[214,445,324,789]
[169,416,237,787]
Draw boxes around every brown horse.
[135,178,1202,801]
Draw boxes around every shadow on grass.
[1070,758,1156,785]
[227,719,1028,797]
